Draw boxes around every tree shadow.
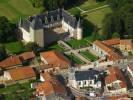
[82,18,96,38]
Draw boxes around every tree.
[0,44,7,61]
[31,0,44,8]
[0,16,16,43]
[25,42,40,54]
[112,32,120,38]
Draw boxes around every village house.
[93,40,123,62]
[0,55,22,70]
[69,69,102,91]
[19,51,35,61]
[102,38,120,47]
[120,39,133,53]
[3,67,36,86]
[35,72,68,100]
[40,51,71,72]
[105,66,127,94]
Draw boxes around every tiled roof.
[0,56,22,68]
[40,51,70,69]
[94,40,112,53]
[107,51,123,61]
[36,72,66,96]
[102,38,120,46]
[75,69,100,81]
[94,40,123,61]
[105,66,127,88]
[7,67,36,81]
[19,51,35,60]
[106,94,129,100]
[21,9,78,31]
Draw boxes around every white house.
[69,69,102,90]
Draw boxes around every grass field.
[4,41,25,54]
[79,0,106,11]
[66,54,84,64]
[66,39,90,49]
[45,43,65,52]
[83,7,112,28]
[0,82,34,100]
[0,0,42,22]
[80,51,97,61]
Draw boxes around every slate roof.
[20,9,78,31]
[75,69,100,81]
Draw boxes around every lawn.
[80,51,97,61]
[79,0,107,11]
[66,54,84,65]
[4,41,25,54]
[0,82,34,100]
[66,39,90,49]
[45,43,65,52]
[83,7,112,28]
[0,0,42,22]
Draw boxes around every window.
[78,81,81,85]
[84,81,86,85]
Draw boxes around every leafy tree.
[31,0,44,8]
[112,32,120,38]
[25,42,40,54]
[0,44,7,61]
[0,16,16,43]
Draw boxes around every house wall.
[93,44,108,57]
[4,71,12,80]
[76,80,101,89]
[119,45,133,53]
[105,80,127,94]
[41,56,48,64]
[62,20,75,37]
[127,67,133,77]
[20,27,31,42]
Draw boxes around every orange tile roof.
[120,39,133,45]
[102,38,120,46]
[36,81,54,96]
[8,67,36,81]
[107,51,123,61]
[0,56,22,68]
[19,51,35,60]
[76,96,86,100]
[36,72,66,96]
[40,51,70,69]
[105,67,127,88]
[107,94,129,100]
[94,40,112,53]
[94,40,123,61]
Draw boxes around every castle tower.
[30,16,44,47]
[76,18,83,40]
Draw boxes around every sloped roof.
[40,51,70,69]
[102,38,120,46]
[36,72,66,96]
[0,56,22,68]
[94,40,112,53]
[75,69,100,81]
[105,66,127,88]
[19,51,35,60]
[7,67,36,81]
